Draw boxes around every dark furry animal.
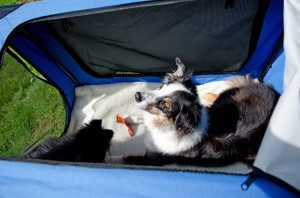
[21,119,113,163]
[123,58,279,166]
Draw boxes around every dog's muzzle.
[135,91,155,111]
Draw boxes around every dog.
[123,58,279,166]
[20,119,113,163]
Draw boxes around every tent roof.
[0,0,284,80]
[0,0,150,56]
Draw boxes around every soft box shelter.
[0,0,299,197]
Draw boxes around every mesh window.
[48,0,260,76]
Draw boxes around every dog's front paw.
[122,155,148,165]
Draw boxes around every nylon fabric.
[254,0,300,191]
[0,160,297,197]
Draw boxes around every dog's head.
[135,58,201,134]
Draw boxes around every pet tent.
[0,0,299,197]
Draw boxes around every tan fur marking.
[163,97,172,108]
[245,155,256,160]
[202,93,219,106]
[147,105,166,125]
[153,114,168,125]
[148,105,160,115]
[148,105,174,126]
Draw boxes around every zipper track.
[21,27,80,85]
[29,0,195,23]
[249,167,300,196]
[258,32,284,81]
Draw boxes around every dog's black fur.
[20,119,113,163]
[124,58,280,166]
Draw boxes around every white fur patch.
[158,83,191,96]
[136,83,191,110]
[145,107,209,155]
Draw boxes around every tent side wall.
[0,159,297,197]
[253,0,300,192]
[9,31,76,108]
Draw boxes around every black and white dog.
[124,58,279,166]
[21,119,113,163]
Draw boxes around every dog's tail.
[225,75,259,88]
[20,119,113,163]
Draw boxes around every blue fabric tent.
[0,159,296,197]
[0,0,299,197]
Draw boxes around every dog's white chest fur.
[144,109,208,155]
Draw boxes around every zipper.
[241,173,256,191]
[258,32,284,81]
[20,27,80,86]
[29,0,195,23]
[242,167,300,196]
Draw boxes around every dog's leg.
[123,151,181,166]
[123,151,206,166]
[123,151,242,167]
[122,152,166,166]
[122,155,151,166]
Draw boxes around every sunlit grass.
[0,0,65,157]
[0,52,65,157]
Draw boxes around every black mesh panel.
[49,0,259,76]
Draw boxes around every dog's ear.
[163,57,193,84]
[174,57,187,78]
[175,104,199,134]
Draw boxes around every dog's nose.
[135,92,143,102]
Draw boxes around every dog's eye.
[158,98,171,110]
[164,101,171,109]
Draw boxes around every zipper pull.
[241,174,256,191]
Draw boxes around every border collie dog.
[124,58,279,166]
[21,119,113,163]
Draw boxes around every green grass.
[0,0,35,5]
[9,47,46,80]
[0,0,65,157]
[1,0,15,4]
[0,52,65,157]
[0,0,17,5]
